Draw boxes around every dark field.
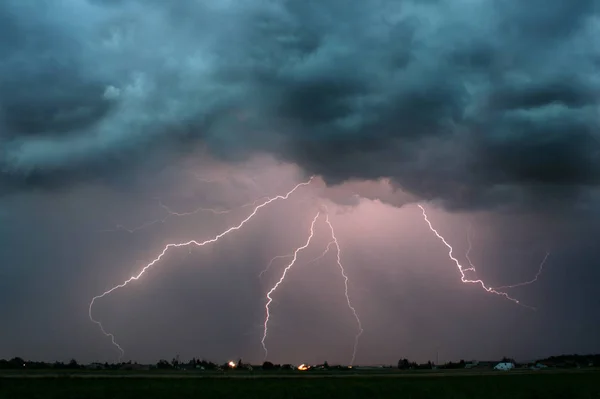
[1,370,599,399]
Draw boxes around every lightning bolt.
[259,212,363,364]
[258,255,294,279]
[98,219,166,234]
[260,240,333,281]
[418,204,535,310]
[466,224,549,290]
[492,252,550,290]
[261,212,321,360]
[464,224,476,273]
[305,240,335,266]
[98,196,270,234]
[187,171,217,183]
[159,200,235,216]
[89,178,313,359]
[325,214,363,365]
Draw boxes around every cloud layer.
[1,0,599,209]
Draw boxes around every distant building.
[494,362,515,371]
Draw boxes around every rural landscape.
[1,354,599,398]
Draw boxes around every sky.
[0,0,599,366]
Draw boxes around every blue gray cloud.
[1,0,598,209]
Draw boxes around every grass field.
[1,370,599,399]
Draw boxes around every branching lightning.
[90,177,545,363]
[89,178,313,359]
[261,212,321,360]
[158,200,235,216]
[260,210,363,365]
[258,254,294,279]
[466,223,550,290]
[186,170,217,183]
[418,204,535,310]
[492,252,550,290]
[464,224,476,273]
[325,214,363,365]
[258,238,331,279]
[305,240,335,266]
[98,219,165,234]
[99,197,269,234]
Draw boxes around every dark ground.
[1,370,599,399]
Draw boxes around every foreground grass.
[1,372,599,399]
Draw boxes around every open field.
[1,370,599,399]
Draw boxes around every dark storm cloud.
[1,0,599,210]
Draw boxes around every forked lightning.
[89,178,313,359]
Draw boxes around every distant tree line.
[1,353,599,371]
[533,354,600,368]
[395,354,600,370]
[0,357,86,370]
[397,359,436,370]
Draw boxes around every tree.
[9,358,25,368]
[237,358,243,369]
[262,361,275,370]
[398,358,410,370]
[323,361,329,369]
[157,359,171,369]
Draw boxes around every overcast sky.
[1,0,599,365]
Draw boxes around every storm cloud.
[1,0,599,210]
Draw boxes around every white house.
[494,362,515,371]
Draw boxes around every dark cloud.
[1,0,598,211]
